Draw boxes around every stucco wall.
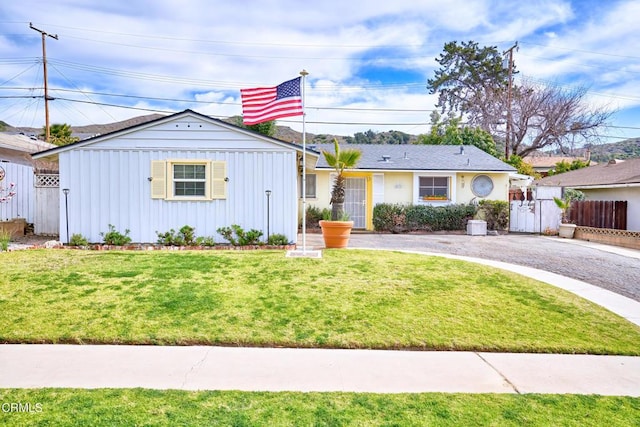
[306,170,512,230]
[455,172,510,204]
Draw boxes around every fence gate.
[34,173,59,236]
[509,201,536,233]
[509,186,562,234]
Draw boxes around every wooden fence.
[568,200,627,230]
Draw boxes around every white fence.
[509,186,561,234]
[34,174,59,236]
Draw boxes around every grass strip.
[0,389,638,426]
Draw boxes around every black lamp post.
[265,190,271,242]
[62,188,70,244]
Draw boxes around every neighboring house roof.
[32,109,317,159]
[311,143,516,172]
[535,158,640,188]
[526,151,594,171]
[0,133,58,170]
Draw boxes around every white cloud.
[0,0,638,141]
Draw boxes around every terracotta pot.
[319,220,354,248]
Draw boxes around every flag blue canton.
[276,78,301,99]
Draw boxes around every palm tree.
[322,139,362,220]
[40,123,79,146]
[553,196,572,223]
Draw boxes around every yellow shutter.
[211,161,227,199]
[150,160,167,199]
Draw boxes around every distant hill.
[586,138,640,162]
[3,113,637,156]
[1,113,417,145]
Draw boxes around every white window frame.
[413,173,456,204]
[172,162,208,199]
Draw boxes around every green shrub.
[198,236,216,247]
[100,224,132,246]
[478,200,509,230]
[217,224,264,246]
[156,225,199,246]
[433,204,478,230]
[69,233,89,246]
[178,225,197,245]
[304,205,323,229]
[156,229,178,245]
[372,203,405,232]
[373,203,477,232]
[267,233,290,246]
[405,205,436,231]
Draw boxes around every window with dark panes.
[419,176,449,198]
[173,164,206,197]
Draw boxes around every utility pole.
[30,22,58,143]
[503,42,517,159]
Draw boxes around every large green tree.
[229,116,276,137]
[428,41,509,134]
[416,113,498,157]
[427,41,611,158]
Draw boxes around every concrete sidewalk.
[1,345,639,396]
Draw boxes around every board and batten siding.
[60,148,298,243]
[0,161,34,223]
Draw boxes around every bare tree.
[508,79,612,157]
[428,41,613,158]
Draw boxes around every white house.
[33,110,319,244]
[0,133,57,233]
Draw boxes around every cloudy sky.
[1,0,638,144]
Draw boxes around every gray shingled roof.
[311,144,516,172]
[535,158,640,187]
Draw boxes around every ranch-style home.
[306,143,516,230]
[32,109,517,242]
[33,110,319,244]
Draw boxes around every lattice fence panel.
[35,174,59,188]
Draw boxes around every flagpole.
[300,70,309,254]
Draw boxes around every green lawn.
[1,249,639,354]
[0,389,638,426]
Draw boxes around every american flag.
[241,77,303,125]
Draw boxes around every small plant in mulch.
[267,233,290,246]
[100,224,132,246]
[217,224,264,246]
[69,233,89,247]
[156,225,196,246]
